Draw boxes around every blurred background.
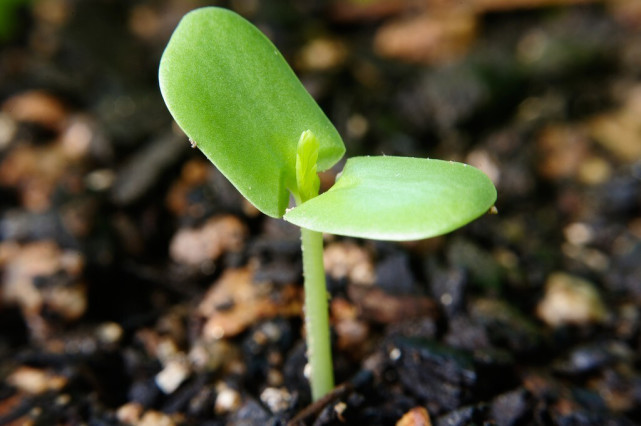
[1,0,641,424]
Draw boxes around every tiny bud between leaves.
[296,130,320,202]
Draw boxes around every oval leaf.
[284,156,497,241]
[159,7,345,217]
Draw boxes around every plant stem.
[300,225,334,400]
[293,130,333,400]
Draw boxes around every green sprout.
[159,7,497,401]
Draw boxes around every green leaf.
[284,156,497,241]
[159,7,345,217]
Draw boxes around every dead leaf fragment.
[330,0,410,22]
[0,143,69,211]
[331,298,370,353]
[537,125,590,180]
[348,285,438,324]
[396,406,432,426]
[374,12,477,64]
[169,215,247,266]
[472,0,599,13]
[2,90,67,131]
[198,267,302,340]
[0,241,86,339]
[165,158,211,216]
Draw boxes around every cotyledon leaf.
[284,156,497,241]
[159,7,345,218]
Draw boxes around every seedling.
[159,7,496,401]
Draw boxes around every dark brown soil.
[1,1,641,425]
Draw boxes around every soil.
[1,1,641,425]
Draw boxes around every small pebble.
[155,357,191,394]
[138,410,176,426]
[332,297,370,352]
[375,252,415,294]
[470,298,544,354]
[60,116,94,160]
[553,341,632,375]
[7,366,67,394]
[490,388,531,426]
[335,318,370,353]
[324,242,375,285]
[260,387,293,414]
[391,337,477,412]
[537,272,608,327]
[266,369,284,387]
[588,85,641,163]
[227,398,270,424]
[96,321,123,345]
[536,124,589,180]
[296,37,347,71]
[0,112,17,149]
[215,383,242,415]
[116,402,144,424]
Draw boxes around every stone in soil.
[536,272,608,327]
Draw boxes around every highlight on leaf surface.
[158,7,345,218]
[284,156,497,241]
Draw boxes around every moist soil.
[1,1,641,425]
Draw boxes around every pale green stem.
[293,190,334,401]
[300,225,334,400]
[293,129,333,400]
